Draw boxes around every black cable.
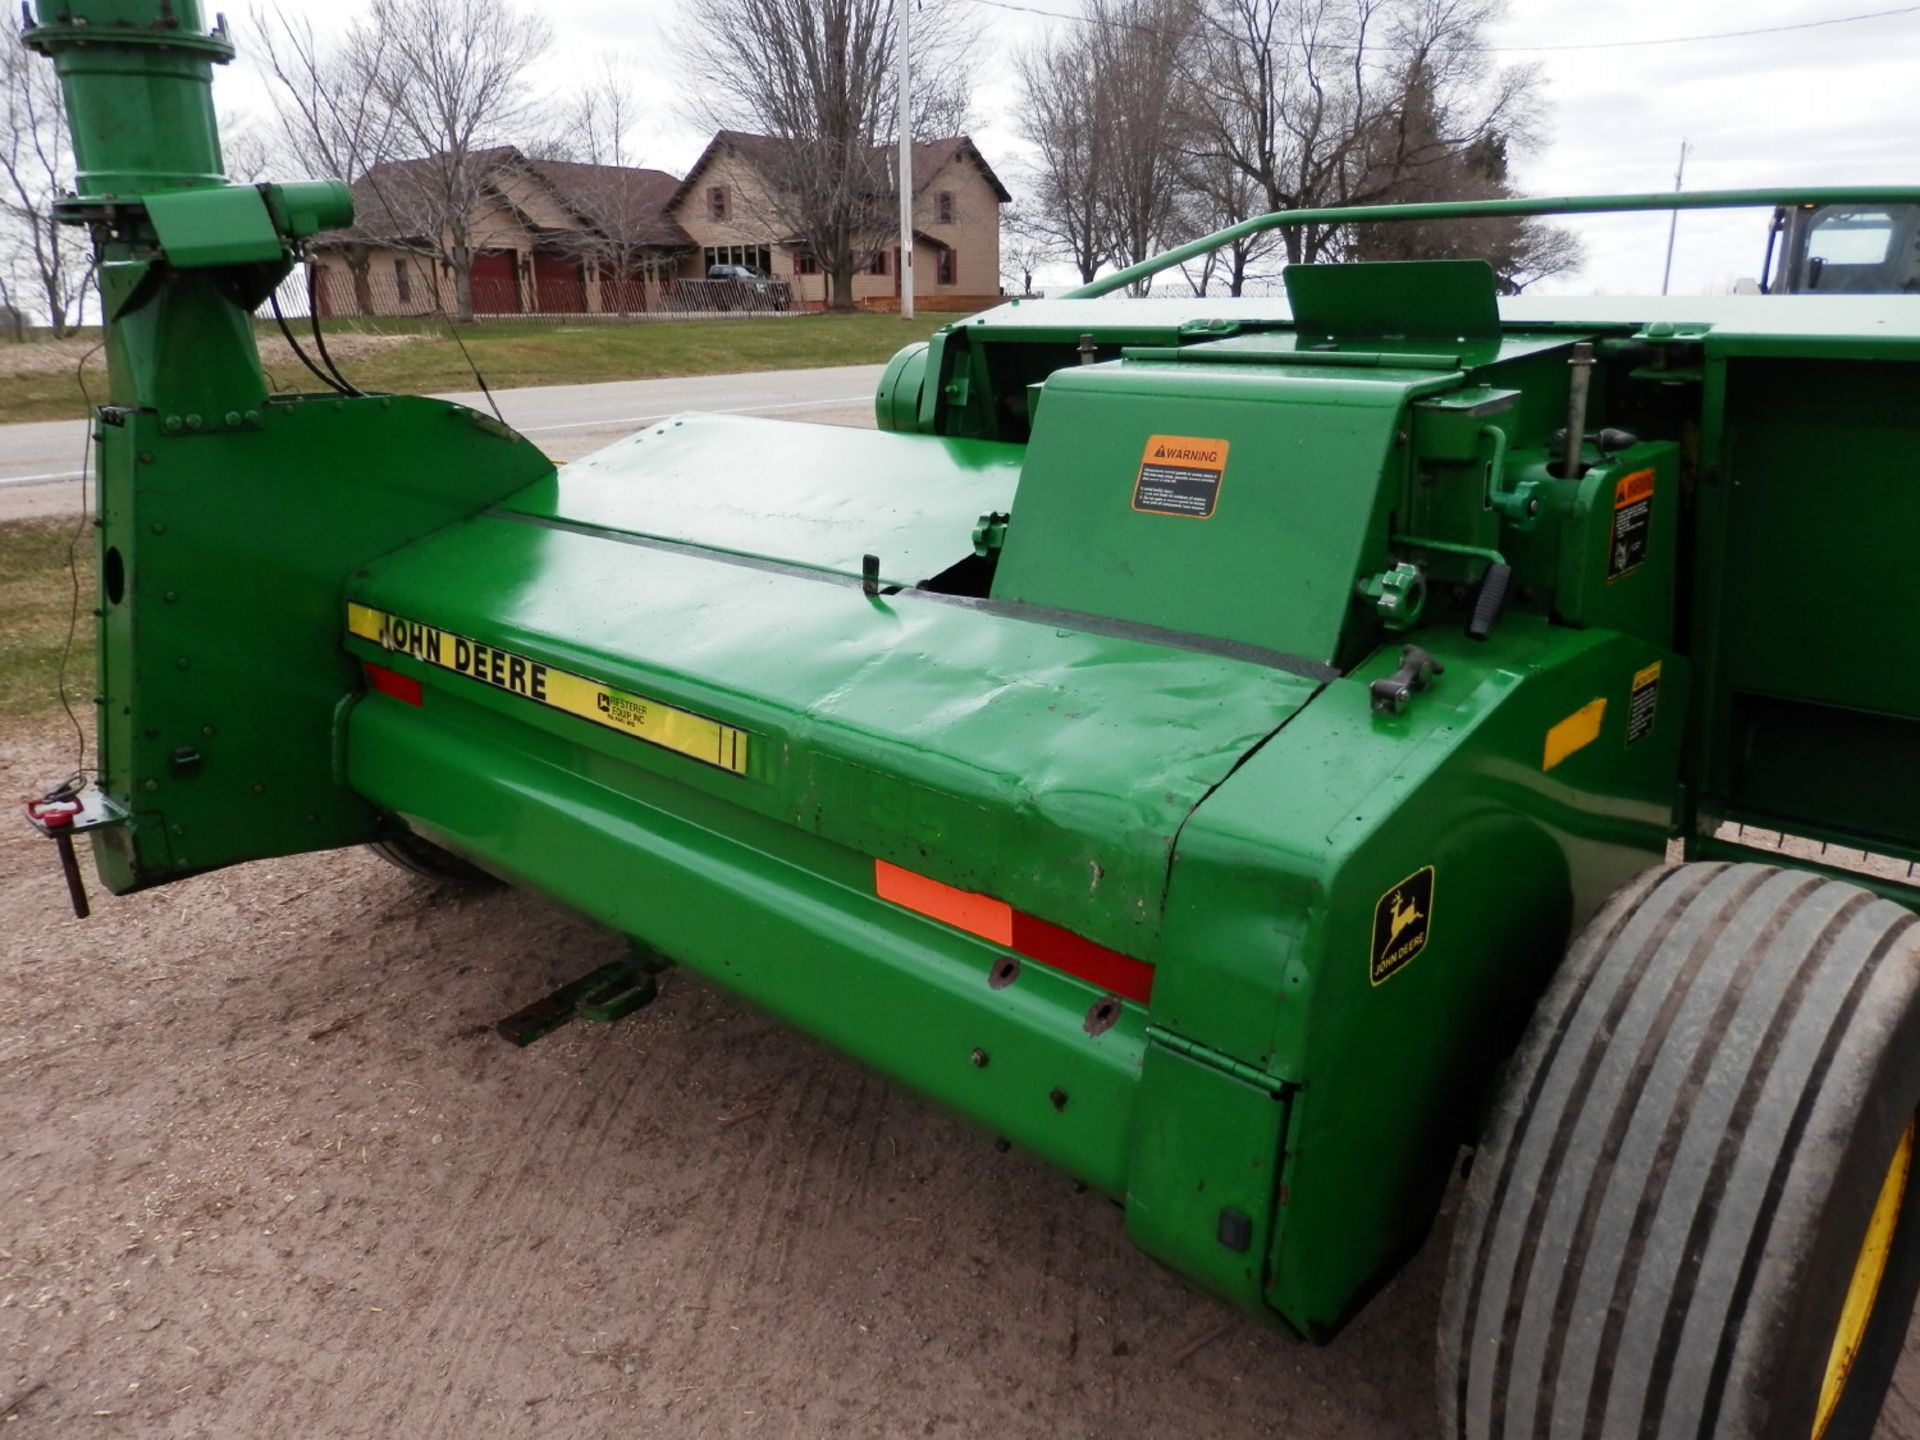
[439,311,506,425]
[58,341,106,779]
[270,289,351,395]
[308,288,364,396]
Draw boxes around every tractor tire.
[1440,861,1920,1440]
[365,828,500,888]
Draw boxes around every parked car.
[704,263,788,310]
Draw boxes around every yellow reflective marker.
[1542,698,1607,772]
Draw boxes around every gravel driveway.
[5,724,1920,1438]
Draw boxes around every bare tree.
[680,0,973,312]
[999,216,1050,297]
[1012,26,1110,285]
[1347,104,1583,292]
[519,60,666,315]
[219,110,278,185]
[568,57,642,169]
[0,253,27,340]
[1083,0,1201,293]
[1184,0,1543,264]
[255,6,402,314]
[364,0,552,320]
[1174,123,1285,295]
[259,0,551,321]
[532,160,681,317]
[0,26,90,335]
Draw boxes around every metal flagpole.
[897,0,915,319]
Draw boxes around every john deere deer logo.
[1371,866,1435,986]
[1387,889,1423,945]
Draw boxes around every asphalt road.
[0,363,884,523]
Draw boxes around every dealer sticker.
[346,602,749,775]
[1133,434,1229,518]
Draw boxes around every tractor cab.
[1765,201,1920,292]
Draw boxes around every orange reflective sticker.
[874,859,1015,946]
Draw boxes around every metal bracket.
[1369,644,1446,717]
[495,952,664,1047]
[23,777,129,920]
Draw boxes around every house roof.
[521,159,693,248]
[328,144,692,251]
[343,145,523,242]
[666,130,1012,212]
[883,137,1013,204]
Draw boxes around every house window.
[937,247,956,286]
[702,245,772,276]
[868,250,888,276]
[393,257,411,304]
[795,252,819,275]
[708,186,729,222]
[937,191,955,224]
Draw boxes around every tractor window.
[1806,210,1895,266]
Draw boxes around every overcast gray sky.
[223,0,1920,295]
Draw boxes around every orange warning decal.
[1614,468,1655,509]
[1133,434,1230,519]
[1144,435,1228,469]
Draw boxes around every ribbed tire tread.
[1440,862,1920,1440]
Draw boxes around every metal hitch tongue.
[23,778,129,920]
[495,950,668,1046]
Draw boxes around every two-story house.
[663,130,1010,311]
[312,146,693,318]
[310,131,1009,318]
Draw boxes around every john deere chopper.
[20,4,1920,1436]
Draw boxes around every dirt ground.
[5,719,1920,1440]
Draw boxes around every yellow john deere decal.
[347,603,748,775]
[1370,865,1435,986]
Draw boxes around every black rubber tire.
[365,828,500,888]
[1440,862,1920,1440]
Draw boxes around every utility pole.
[1660,138,1690,296]
[897,0,914,320]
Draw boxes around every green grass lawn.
[0,518,95,722]
[0,313,947,426]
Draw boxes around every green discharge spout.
[22,0,236,198]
